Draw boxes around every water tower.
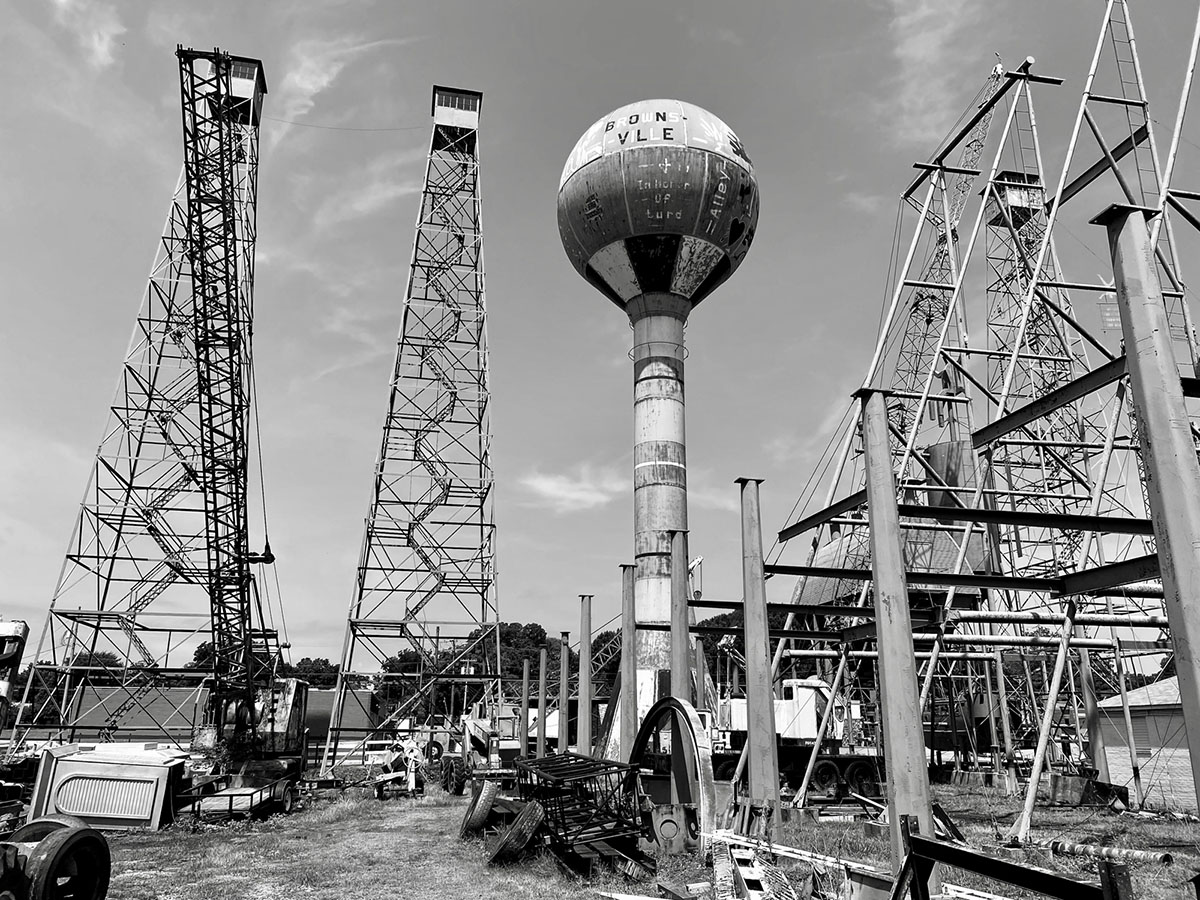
[558,99,759,741]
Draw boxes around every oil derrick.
[7,48,279,751]
[774,0,1200,836]
[322,87,497,773]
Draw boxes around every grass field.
[103,783,1200,899]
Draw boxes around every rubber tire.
[714,760,739,783]
[25,826,111,900]
[461,779,499,836]
[281,787,297,814]
[8,815,90,843]
[487,800,544,865]
[458,781,484,839]
[810,760,840,795]
[844,761,881,798]
[447,756,468,796]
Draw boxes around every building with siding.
[1098,676,1194,811]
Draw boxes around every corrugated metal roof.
[1098,675,1180,710]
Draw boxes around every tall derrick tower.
[323,87,497,772]
[9,48,278,749]
[773,0,1200,834]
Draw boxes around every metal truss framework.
[323,87,499,773]
[8,48,275,751]
[770,1,1200,838]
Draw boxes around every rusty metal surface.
[627,696,717,860]
[515,752,653,876]
[558,99,758,309]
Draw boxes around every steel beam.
[519,658,530,758]
[860,391,936,877]
[970,356,1127,448]
[894,502,1151,535]
[670,530,691,702]
[737,478,780,810]
[1054,123,1149,210]
[765,563,1058,593]
[579,595,592,756]
[620,563,636,762]
[777,489,867,543]
[537,647,548,757]
[559,630,570,751]
[1094,203,1200,814]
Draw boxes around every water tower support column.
[630,294,690,722]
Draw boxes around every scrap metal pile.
[457,754,656,878]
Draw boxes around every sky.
[4,0,1200,665]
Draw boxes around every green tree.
[291,657,339,688]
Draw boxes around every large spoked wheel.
[627,697,718,862]
[25,826,111,900]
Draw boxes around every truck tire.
[844,761,881,799]
[459,779,498,838]
[25,826,110,900]
[8,815,91,843]
[448,756,468,795]
[715,760,739,783]
[810,760,839,795]
[462,779,499,836]
[487,800,544,865]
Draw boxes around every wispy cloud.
[50,0,126,69]
[5,9,165,167]
[312,148,426,230]
[843,190,890,214]
[877,0,986,146]
[765,385,856,466]
[685,467,739,513]
[520,465,626,515]
[271,35,421,146]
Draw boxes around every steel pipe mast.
[323,86,498,774]
[8,48,276,752]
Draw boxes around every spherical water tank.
[558,99,759,311]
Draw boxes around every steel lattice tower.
[7,48,273,751]
[774,0,1200,831]
[323,87,498,773]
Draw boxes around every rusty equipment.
[628,697,717,857]
[0,814,111,899]
[516,753,654,877]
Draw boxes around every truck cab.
[716,678,846,746]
